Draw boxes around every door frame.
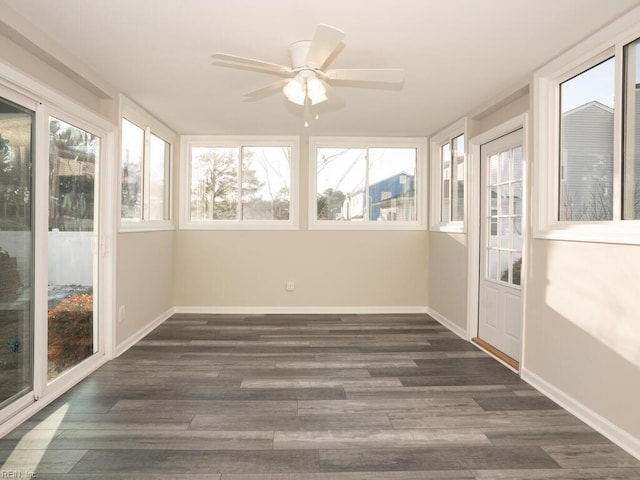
[466,113,529,372]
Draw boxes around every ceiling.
[3,0,640,137]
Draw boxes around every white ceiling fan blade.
[243,79,288,97]
[212,53,292,76]
[324,68,405,84]
[305,24,345,69]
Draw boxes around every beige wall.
[174,229,428,309]
[116,231,174,345]
[427,232,468,329]
[524,239,640,440]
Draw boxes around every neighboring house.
[341,172,415,221]
[560,101,614,221]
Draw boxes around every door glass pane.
[488,249,498,280]
[623,38,640,220]
[489,154,498,185]
[559,57,614,221]
[0,97,33,409]
[316,148,366,221]
[499,250,510,283]
[121,118,143,220]
[241,146,291,221]
[48,117,98,380]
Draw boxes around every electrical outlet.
[118,305,126,323]
[286,280,295,292]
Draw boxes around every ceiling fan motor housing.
[288,40,314,70]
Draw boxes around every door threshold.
[472,337,519,372]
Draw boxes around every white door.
[478,129,524,361]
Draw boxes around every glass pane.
[559,57,614,221]
[489,154,499,185]
[512,217,523,252]
[512,252,522,286]
[368,147,416,222]
[488,249,498,280]
[190,147,239,220]
[120,118,143,220]
[316,148,366,221]
[0,97,33,409]
[499,150,510,183]
[623,38,640,220]
[48,117,98,380]
[441,143,451,223]
[241,146,291,221]
[498,185,509,216]
[512,181,523,216]
[499,250,510,283]
[512,146,523,181]
[149,133,170,221]
[499,217,510,249]
[451,134,465,222]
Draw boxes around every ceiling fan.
[212,24,405,106]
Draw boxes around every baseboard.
[425,306,467,339]
[522,367,640,461]
[173,306,429,315]
[115,307,175,356]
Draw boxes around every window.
[309,137,425,229]
[623,38,640,220]
[559,57,614,222]
[181,136,298,229]
[430,119,466,232]
[120,97,174,231]
[534,25,640,244]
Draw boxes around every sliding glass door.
[0,96,35,412]
[0,88,108,425]
[47,117,99,381]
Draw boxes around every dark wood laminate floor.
[1,313,639,479]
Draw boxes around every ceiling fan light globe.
[310,92,328,105]
[283,77,306,105]
[306,76,326,98]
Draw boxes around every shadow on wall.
[526,238,640,440]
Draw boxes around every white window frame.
[179,135,299,230]
[119,95,175,232]
[429,118,468,232]
[308,136,427,230]
[533,11,640,244]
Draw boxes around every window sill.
[534,221,640,245]
[179,221,299,231]
[309,221,427,231]
[430,222,466,234]
[119,220,175,233]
